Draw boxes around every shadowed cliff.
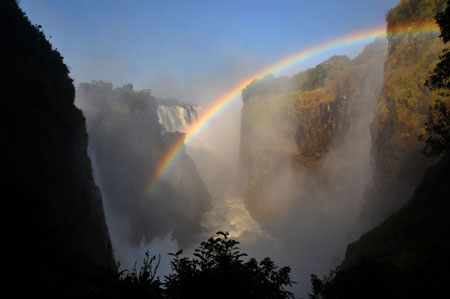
[76,82,212,265]
[1,0,114,296]
[310,156,450,299]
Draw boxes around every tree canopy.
[96,232,294,299]
[421,0,450,156]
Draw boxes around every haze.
[20,0,402,296]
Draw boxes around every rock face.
[309,157,450,299]
[359,0,446,228]
[157,104,201,133]
[294,46,387,167]
[240,0,446,234]
[1,0,114,296]
[239,42,390,294]
[344,158,450,269]
[309,1,450,297]
[76,82,211,259]
[240,41,387,223]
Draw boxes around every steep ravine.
[238,40,388,295]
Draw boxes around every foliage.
[95,232,295,299]
[309,259,402,299]
[294,55,350,92]
[419,100,450,155]
[421,0,450,155]
[241,55,350,102]
[350,39,388,66]
[426,0,450,90]
[95,252,165,299]
[164,232,295,299]
[387,0,446,27]
[242,74,294,102]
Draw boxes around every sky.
[19,0,400,104]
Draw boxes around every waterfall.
[157,105,201,133]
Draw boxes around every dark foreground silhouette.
[95,232,294,299]
[1,2,294,297]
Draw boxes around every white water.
[157,105,201,133]
[157,99,265,242]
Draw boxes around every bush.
[97,232,294,299]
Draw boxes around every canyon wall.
[2,1,114,296]
[240,41,387,226]
[76,82,211,263]
[359,0,446,228]
[240,0,446,234]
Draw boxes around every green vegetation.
[419,100,450,155]
[242,74,293,102]
[294,55,351,92]
[387,0,446,26]
[421,0,450,156]
[309,2,450,297]
[241,55,351,102]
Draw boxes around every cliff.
[310,157,450,299]
[308,1,450,297]
[76,82,211,257]
[294,44,387,167]
[359,0,446,228]
[344,156,450,273]
[240,41,387,223]
[1,0,114,296]
[240,0,447,234]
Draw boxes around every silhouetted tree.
[422,0,450,156]
[164,232,295,299]
[95,251,165,299]
[308,258,403,299]
[95,232,294,299]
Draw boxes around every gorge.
[4,0,450,297]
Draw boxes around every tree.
[422,0,450,156]
[164,232,295,299]
[97,232,294,299]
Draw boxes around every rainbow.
[145,21,440,195]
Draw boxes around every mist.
[75,82,212,271]
[197,40,388,295]
[74,38,388,297]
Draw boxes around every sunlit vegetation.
[240,40,387,165]
[421,0,450,156]
[295,55,351,92]
[309,1,450,297]
[387,0,446,26]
